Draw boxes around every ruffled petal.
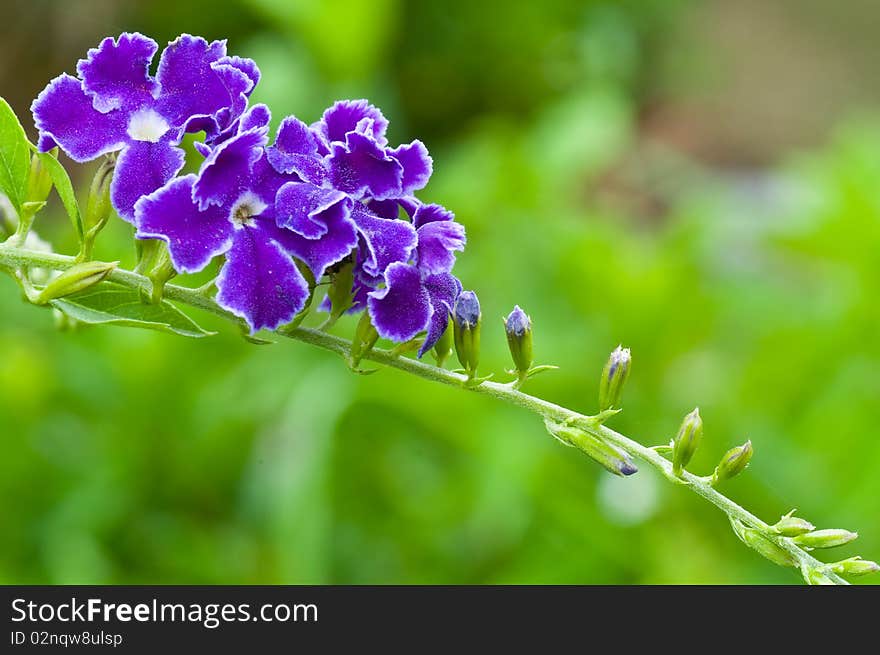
[268,205,358,279]
[274,182,348,239]
[216,220,310,333]
[412,202,455,228]
[192,127,267,209]
[30,74,128,162]
[368,262,431,342]
[76,33,159,113]
[154,34,233,135]
[419,273,462,357]
[134,174,233,273]
[416,220,466,275]
[389,140,432,195]
[349,203,417,277]
[327,131,403,200]
[110,139,185,223]
[265,116,325,183]
[315,99,388,146]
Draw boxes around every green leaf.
[36,150,83,240]
[0,96,31,214]
[49,283,215,338]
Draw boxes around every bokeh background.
[1,0,879,584]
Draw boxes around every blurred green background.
[1,0,879,584]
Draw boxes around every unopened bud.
[34,260,117,305]
[545,421,637,477]
[730,519,797,568]
[828,557,880,577]
[672,407,702,476]
[326,260,355,320]
[793,529,858,549]
[432,314,453,368]
[25,151,53,207]
[598,345,630,411]
[350,310,379,367]
[805,569,837,585]
[505,305,533,375]
[772,515,815,537]
[712,440,752,484]
[84,156,115,235]
[453,290,481,377]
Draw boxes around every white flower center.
[126,108,170,143]
[230,192,267,228]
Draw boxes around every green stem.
[0,243,850,584]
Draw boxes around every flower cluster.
[31,33,465,352]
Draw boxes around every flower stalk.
[0,240,869,585]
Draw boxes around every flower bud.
[84,156,115,235]
[504,305,532,376]
[805,569,837,585]
[34,260,117,305]
[326,260,355,321]
[598,345,630,411]
[730,519,797,568]
[453,290,481,377]
[432,315,453,368]
[25,151,53,207]
[712,440,752,484]
[545,421,637,477]
[793,529,858,549]
[350,310,379,367]
[772,515,815,537]
[828,557,880,577]
[672,407,702,476]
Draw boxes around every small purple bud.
[453,290,481,377]
[505,305,532,375]
[598,345,630,411]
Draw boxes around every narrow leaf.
[0,97,31,214]
[37,150,83,240]
[49,283,215,338]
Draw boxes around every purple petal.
[390,140,432,194]
[412,202,455,228]
[268,206,358,279]
[31,74,128,162]
[365,198,402,220]
[416,220,466,275]
[216,55,260,90]
[238,103,271,133]
[155,35,231,134]
[274,182,348,239]
[419,273,462,357]
[192,127,267,209]
[265,116,325,183]
[134,174,233,273]
[110,139,185,223]
[327,131,403,200]
[316,99,388,146]
[368,262,431,342]
[76,33,159,113]
[350,204,417,277]
[209,57,255,127]
[216,220,310,333]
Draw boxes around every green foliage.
[0,97,30,215]
[50,284,214,338]
[36,150,84,241]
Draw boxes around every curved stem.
[0,244,850,584]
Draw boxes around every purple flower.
[31,33,259,222]
[366,201,466,355]
[134,105,355,333]
[267,100,443,326]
